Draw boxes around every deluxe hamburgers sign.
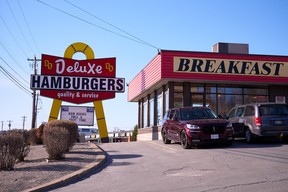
[30,42,120,142]
[31,54,125,104]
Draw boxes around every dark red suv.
[161,107,234,149]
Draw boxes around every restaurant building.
[127,43,288,140]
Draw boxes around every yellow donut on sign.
[48,42,109,143]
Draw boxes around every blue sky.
[0,0,288,131]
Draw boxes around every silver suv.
[227,102,288,143]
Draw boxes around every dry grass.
[0,143,99,192]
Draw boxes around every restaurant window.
[244,88,268,95]
[244,95,268,103]
[244,87,268,104]
[191,94,204,107]
[206,84,217,93]
[143,99,147,128]
[149,95,154,127]
[174,93,183,107]
[174,83,183,107]
[190,84,204,93]
[174,83,183,92]
[157,92,163,125]
[218,94,242,116]
[218,86,242,94]
[165,88,169,112]
[202,85,269,116]
[206,94,217,112]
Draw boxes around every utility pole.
[28,56,41,128]
[35,93,39,128]
[1,121,3,132]
[7,120,12,130]
[21,116,27,130]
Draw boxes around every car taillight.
[255,117,261,126]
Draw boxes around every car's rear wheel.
[180,131,190,149]
[245,128,254,144]
[162,130,171,144]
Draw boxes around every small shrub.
[29,128,41,145]
[43,120,79,160]
[132,125,138,141]
[9,130,30,161]
[0,130,27,170]
[45,120,79,151]
[29,123,46,145]
[0,133,14,170]
[36,123,45,144]
[43,125,70,160]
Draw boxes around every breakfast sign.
[30,42,124,143]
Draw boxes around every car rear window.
[81,128,91,133]
[259,104,288,116]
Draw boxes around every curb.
[23,143,106,192]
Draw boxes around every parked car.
[161,107,234,149]
[78,128,98,141]
[226,102,288,143]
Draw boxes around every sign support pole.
[48,99,62,121]
[47,42,109,143]
[93,101,109,143]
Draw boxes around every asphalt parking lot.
[51,138,288,192]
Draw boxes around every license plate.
[274,120,283,125]
[211,134,219,139]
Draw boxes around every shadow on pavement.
[47,145,142,191]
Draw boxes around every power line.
[0,15,29,57]
[0,56,30,85]
[5,0,35,54]
[0,66,32,95]
[17,0,41,55]
[64,0,160,50]
[0,62,32,95]
[36,0,160,51]
[0,40,30,76]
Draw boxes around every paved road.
[51,139,288,192]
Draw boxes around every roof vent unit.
[213,42,249,54]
